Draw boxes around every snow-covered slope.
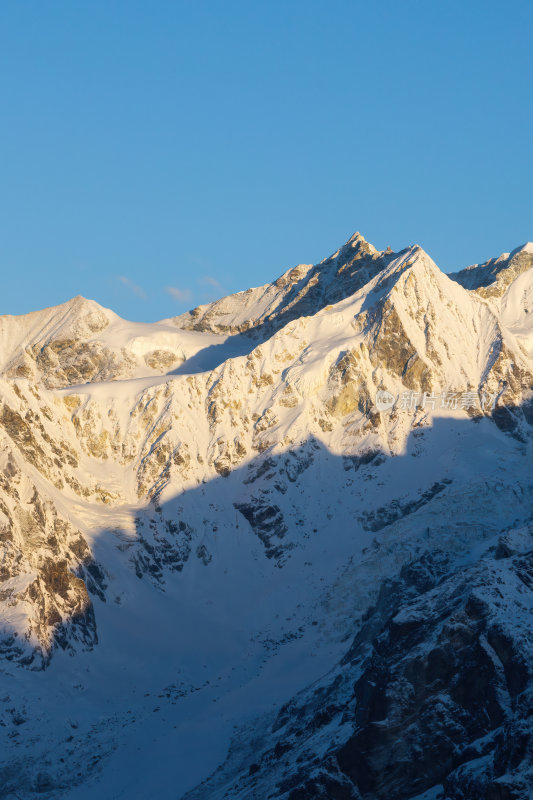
[0,295,241,387]
[0,232,532,800]
[450,243,533,359]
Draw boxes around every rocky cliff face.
[0,232,532,799]
[186,525,533,800]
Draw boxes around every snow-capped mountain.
[0,232,532,799]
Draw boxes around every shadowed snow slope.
[0,231,532,800]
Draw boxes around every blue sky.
[1,0,532,321]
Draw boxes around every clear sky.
[1,0,532,322]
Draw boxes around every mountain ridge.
[0,229,532,799]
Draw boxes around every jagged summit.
[172,230,394,335]
[326,230,380,261]
[513,241,533,255]
[449,240,533,295]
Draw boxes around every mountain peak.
[346,231,367,245]
[510,241,533,258]
[450,239,533,295]
[340,231,378,257]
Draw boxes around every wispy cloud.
[199,275,224,291]
[117,275,147,300]
[165,286,192,303]
[198,275,226,303]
